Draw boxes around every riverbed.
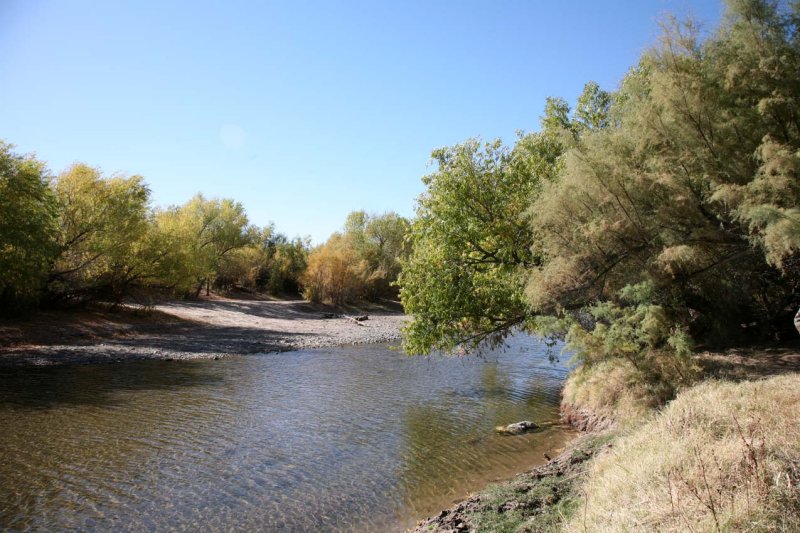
[0,336,572,531]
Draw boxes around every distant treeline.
[0,147,408,314]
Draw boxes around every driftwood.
[342,314,369,326]
[319,313,370,325]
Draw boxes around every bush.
[561,359,659,431]
[151,194,256,297]
[301,234,369,305]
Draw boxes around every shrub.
[301,234,369,305]
[561,359,659,431]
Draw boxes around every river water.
[0,336,572,532]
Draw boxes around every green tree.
[398,134,559,354]
[344,210,410,298]
[48,164,152,305]
[0,142,59,313]
[261,233,309,294]
[398,80,612,354]
[214,226,309,295]
[301,210,410,305]
[152,194,256,296]
[528,0,800,347]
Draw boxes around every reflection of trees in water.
[394,361,555,516]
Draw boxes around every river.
[0,335,572,531]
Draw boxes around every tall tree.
[48,164,152,304]
[398,135,555,354]
[0,143,59,313]
[398,82,607,354]
[527,0,800,345]
[153,194,256,296]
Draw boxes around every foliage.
[152,194,256,296]
[528,0,800,347]
[301,233,370,305]
[0,143,59,314]
[0,144,305,311]
[398,138,545,354]
[48,164,153,304]
[260,233,309,294]
[215,228,309,294]
[343,210,410,298]
[401,0,800,387]
[398,83,605,355]
[562,359,664,431]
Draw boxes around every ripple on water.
[0,334,572,532]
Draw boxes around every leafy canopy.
[398,82,608,355]
[0,143,59,313]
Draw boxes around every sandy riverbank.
[0,296,407,366]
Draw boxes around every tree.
[398,79,614,354]
[152,194,256,296]
[527,0,800,346]
[344,210,411,298]
[301,233,369,305]
[214,226,309,295]
[301,210,410,305]
[397,133,560,354]
[0,142,59,313]
[48,164,152,305]
[260,233,309,294]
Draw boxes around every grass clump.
[561,359,661,431]
[466,474,579,533]
[569,374,800,532]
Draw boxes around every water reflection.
[0,335,570,532]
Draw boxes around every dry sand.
[0,296,407,366]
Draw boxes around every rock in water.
[495,421,538,435]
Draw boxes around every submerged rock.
[495,421,538,435]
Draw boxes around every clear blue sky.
[1,1,722,243]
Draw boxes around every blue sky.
[1,1,722,243]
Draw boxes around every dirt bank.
[0,296,407,366]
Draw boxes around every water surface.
[0,336,571,531]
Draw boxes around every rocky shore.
[0,296,407,366]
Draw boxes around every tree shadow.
[0,359,227,409]
[0,322,319,367]
[696,339,800,381]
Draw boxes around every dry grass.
[561,359,662,430]
[568,374,800,532]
